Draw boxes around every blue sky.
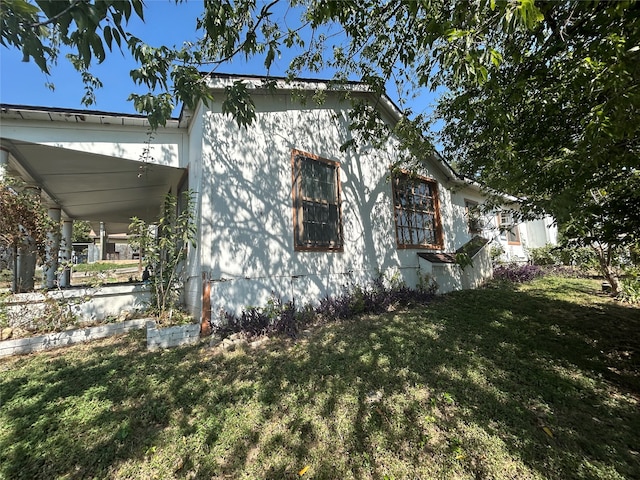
[1,1,223,115]
[0,0,439,120]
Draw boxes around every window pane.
[393,174,441,247]
[397,211,407,227]
[294,153,342,249]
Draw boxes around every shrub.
[618,277,640,304]
[214,295,299,339]
[528,244,558,266]
[128,191,197,324]
[618,266,640,303]
[493,264,545,283]
[490,245,505,265]
[528,244,598,271]
[213,276,437,339]
[216,307,271,339]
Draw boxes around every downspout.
[200,272,212,336]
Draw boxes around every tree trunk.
[594,245,620,296]
[601,263,620,296]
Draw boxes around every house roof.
[202,72,404,120]
[0,104,187,234]
[1,73,469,184]
[0,73,493,234]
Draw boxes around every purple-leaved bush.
[493,264,545,283]
[213,278,437,339]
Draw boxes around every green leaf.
[77,37,92,68]
[132,0,145,20]
[103,25,113,49]
[112,27,122,49]
[122,0,132,21]
[264,45,276,69]
[90,33,106,63]
[489,48,502,67]
[221,81,256,129]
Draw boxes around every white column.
[45,207,62,289]
[0,147,8,180]
[99,222,107,261]
[1,149,13,290]
[59,219,73,287]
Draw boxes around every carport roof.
[1,104,188,234]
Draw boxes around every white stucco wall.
[488,215,558,262]
[449,189,487,244]
[192,90,477,317]
[525,217,558,249]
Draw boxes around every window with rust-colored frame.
[291,150,343,251]
[392,173,443,249]
[498,211,521,245]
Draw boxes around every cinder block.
[0,318,150,357]
[145,322,200,350]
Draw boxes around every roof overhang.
[0,105,186,233]
[0,103,190,128]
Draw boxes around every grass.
[71,261,138,273]
[1,262,140,290]
[1,276,638,479]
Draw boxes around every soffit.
[2,138,185,234]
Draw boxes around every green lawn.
[1,276,638,479]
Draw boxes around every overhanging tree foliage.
[1,0,549,127]
[2,0,639,290]
[436,1,640,293]
[0,178,56,292]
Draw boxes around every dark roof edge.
[0,103,180,122]
[201,71,365,87]
[202,72,407,118]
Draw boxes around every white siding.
[193,92,464,316]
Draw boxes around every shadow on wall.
[199,95,402,317]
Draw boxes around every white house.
[0,74,555,325]
[490,211,557,263]
[462,198,558,263]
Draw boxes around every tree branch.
[27,0,85,29]
[201,0,280,69]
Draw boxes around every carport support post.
[59,219,73,287]
[45,207,61,289]
[99,222,107,261]
[16,186,41,292]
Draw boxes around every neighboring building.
[492,211,558,263]
[0,74,555,321]
[463,199,558,263]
